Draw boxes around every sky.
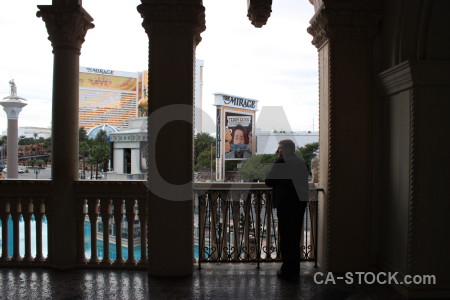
[0,0,318,134]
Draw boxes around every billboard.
[79,72,137,91]
[224,111,253,160]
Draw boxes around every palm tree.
[19,135,27,146]
[33,133,39,156]
[79,141,90,178]
[86,156,95,179]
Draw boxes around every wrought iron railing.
[194,183,323,268]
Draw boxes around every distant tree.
[78,128,110,178]
[33,133,40,155]
[44,136,52,148]
[94,130,110,172]
[19,135,27,145]
[79,141,90,178]
[194,133,215,165]
[79,127,89,143]
[91,144,109,177]
[86,156,95,179]
[27,159,36,168]
[296,142,319,169]
[195,146,216,172]
[238,154,277,182]
[18,136,36,146]
[95,129,108,144]
[35,159,45,168]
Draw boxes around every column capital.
[0,101,27,120]
[247,0,272,28]
[137,2,206,45]
[37,5,94,55]
[307,2,383,49]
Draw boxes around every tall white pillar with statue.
[0,80,27,179]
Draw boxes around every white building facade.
[107,117,147,180]
[255,130,319,154]
[1,126,52,139]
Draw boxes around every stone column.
[113,148,124,174]
[307,2,382,272]
[37,0,94,269]
[137,0,205,277]
[131,148,140,174]
[1,103,26,178]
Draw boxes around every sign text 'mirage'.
[86,68,114,75]
[223,95,256,109]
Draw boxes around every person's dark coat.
[265,153,309,208]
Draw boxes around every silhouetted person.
[265,139,309,280]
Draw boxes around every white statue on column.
[9,79,17,96]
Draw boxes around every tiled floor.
[0,262,406,300]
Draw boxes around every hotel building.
[79,67,139,130]
[79,60,204,131]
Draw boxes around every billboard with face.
[224,111,253,160]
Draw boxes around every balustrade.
[75,181,147,269]
[194,183,322,268]
[0,180,321,269]
[0,180,51,266]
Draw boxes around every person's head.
[277,139,295,157]
[232,125,245,145]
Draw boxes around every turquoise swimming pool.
[0,218,199,259]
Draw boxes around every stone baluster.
[113,198,125,265]
[100,198,112,265]
[10,198,22,262]
[34,198,46,262]
[77,198,87,264]
[22,198,34,262]
[125,199,137,265]
[137,198,147,265]
[88,198,100,264]
[0,199,11,261]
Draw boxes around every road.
[2,166,53,180]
